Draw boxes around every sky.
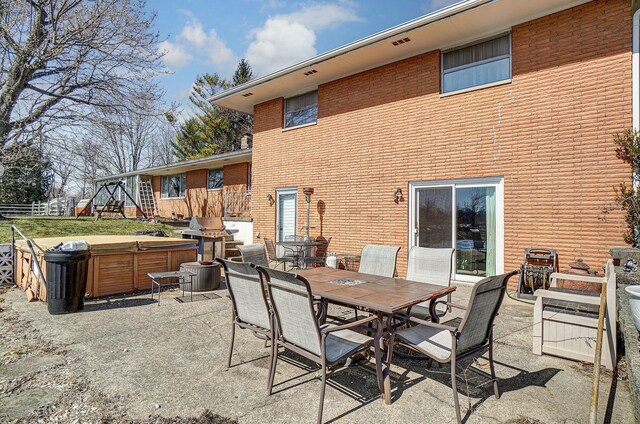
[146,0,458,110]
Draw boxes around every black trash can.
[44,250,91,315]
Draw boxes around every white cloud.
[158,40,193,69]
[160,19,236,72]
[421,0,457,14]
[246,3,362,76]
[246,18,316,76]
[285,4,363,30]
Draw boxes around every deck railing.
[224,188,251,217]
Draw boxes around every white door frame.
[408,177,504,282]
[275,187,298,243]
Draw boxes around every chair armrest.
[443,301,467,310]
[534,288,601,305]
[322,315,381,334]
[407,316,458,333]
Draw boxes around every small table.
[276,240,323,269]
[148,271,195,304]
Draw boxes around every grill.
[173,217,235,261]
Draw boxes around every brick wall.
[251,0,632,278]
[153,163,250,218]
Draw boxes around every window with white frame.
[161,174,186,198]
[208,169,223,190]
[441,33,511,94]
[284,91,317,128]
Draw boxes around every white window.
[161,174,186,198]
[442,34,511,94]
[284,91,317,128]
[208,169,223,190]
[409,177,504,283]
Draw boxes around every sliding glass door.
[410,178,503,282]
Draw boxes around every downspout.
[633,8,640,132]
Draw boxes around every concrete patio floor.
[0,281,635,423]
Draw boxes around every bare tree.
[0,0,164,147]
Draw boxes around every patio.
[0,281,633,423]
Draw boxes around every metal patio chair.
[257,266,384,424]
[264,237,297,270]
[388,271,517,424]
[216,258,273,370]
[402,246,455,320]
[237,243,270,268]
[358,244,400,277]
[301,237,332,268]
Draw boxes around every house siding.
[251,0,631,278]
[152,162,250,218]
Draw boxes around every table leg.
[197,238,205,262]
[379,311,395,405]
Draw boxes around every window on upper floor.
[441,33,511,94]
[284,91,317,128]
[161,174,186,198]
[208,169,223,190]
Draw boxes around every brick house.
[211,0,635,282]
[94,149,253,240]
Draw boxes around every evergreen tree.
[0,142,52,203]
[172,60,254,160]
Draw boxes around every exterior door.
[276,188,297,255]
[410,178,504,282]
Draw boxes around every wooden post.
[588,279,607,424]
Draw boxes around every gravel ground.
[0,286,236,424]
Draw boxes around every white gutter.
[209,0,494,103]
[95,149,252,182]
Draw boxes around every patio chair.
[237,244,270,268]
[264,237,297,270]
[358,244,401,277]
[388,271,517,424]
[257,266,384,424]
[402,246,455,320]
[216,258,272,369]
[301,237,332,268]
[532,259,616,369]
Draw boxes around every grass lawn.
[0,217,182,243]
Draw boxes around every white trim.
[282,121,317,132]
[440,79,512,97]
[275,188,298,244]
[408,177,504,283]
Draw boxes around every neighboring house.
[211,0,634,281]
[94,149,252,240]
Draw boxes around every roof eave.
[95,149,252,182]
[209,0,492,107]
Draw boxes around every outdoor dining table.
[296,267,456,405]
[276,239,323,268]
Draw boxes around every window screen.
[284,91,318,128]
[208,169,223,190]
[161,174,186,198]
[442,34,511,93]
